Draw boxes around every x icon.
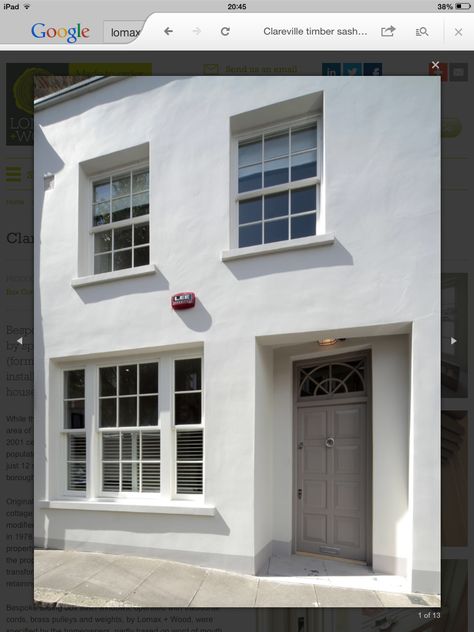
[455,28,463,36]
[431,61,440,70]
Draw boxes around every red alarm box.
[171,292,196,310]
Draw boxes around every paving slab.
[323,559,377,577]
[326,573,407,592]
[268,554,327,578]
[376,590,440,608]
[34,549,82,578]
[405,593,441,607]
[34,588,67,606]
[105,599,140,607]
[314,584,384,607]
[35,552,114,592]
[127,560,207,607]
[190,569,259,607]
[71,555,157,601]
[111,554,161,575]
[58,593,116,608]
[255,580,318,607]
[419,594,442,607]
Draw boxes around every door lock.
[298,488,302,499]
[325,437,335,448]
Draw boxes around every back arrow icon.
[164,27,173,35]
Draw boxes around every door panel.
[334,444,361,474]
[296,403,367,561]
[334,408,361,437]
[304,479,327,509]
[334,481,360,512]
[303,408,328,439]
[305,445,327,473]
[303,514,327,544]
[334,515,360,548]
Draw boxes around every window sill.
[71,264,157,288]
[38,499,216,516]
[221,232,335,262]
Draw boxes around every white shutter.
[141,432,161,491]
[103,463,120,491]
[102,431,160,493]
[102,433,119,460]
[67,435,86,491]
[102,433,120,491]
[176,430,203,494]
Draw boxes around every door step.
[295,550,368,566]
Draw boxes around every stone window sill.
[38,499,216,516]
[221,233,335,262]
[71,264,157,288]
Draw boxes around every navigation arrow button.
[164,27,173,36]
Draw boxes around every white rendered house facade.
[34,76,441,595]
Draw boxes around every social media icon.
[322,63,341,76]
[363,63,383,76]
[343,63,362,76]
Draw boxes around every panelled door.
[295,356,369,562]
[296,404,367,561]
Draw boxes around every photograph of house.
[34,75,441,606]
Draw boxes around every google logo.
[31,23,90,44]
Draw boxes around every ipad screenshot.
[0,1,471,630]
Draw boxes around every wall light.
[318,338,337,346]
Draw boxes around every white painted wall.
[254,343,274,571]
[34,76,440,590]
[371,336,411,576]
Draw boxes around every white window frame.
[55,350,204,504]
[60,366,87,498]
[172,355,205,501]
[231,114,322,250]
[96,359,161,500]
[89,160,150,276]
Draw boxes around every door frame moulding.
[292,350,373,566]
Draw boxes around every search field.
[103,20,144,44]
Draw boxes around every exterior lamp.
[318,338,337,346]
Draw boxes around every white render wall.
[34,76,440,591]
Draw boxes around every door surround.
[292,350,373,565]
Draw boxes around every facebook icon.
[363,63,383,76]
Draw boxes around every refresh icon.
[220,26,231,36]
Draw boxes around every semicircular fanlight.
[299,359,366,398]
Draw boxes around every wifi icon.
[24,3,31,8]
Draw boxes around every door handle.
[298,488,302,499]
[325,437,335,448]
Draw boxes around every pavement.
[34,549,441,608]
